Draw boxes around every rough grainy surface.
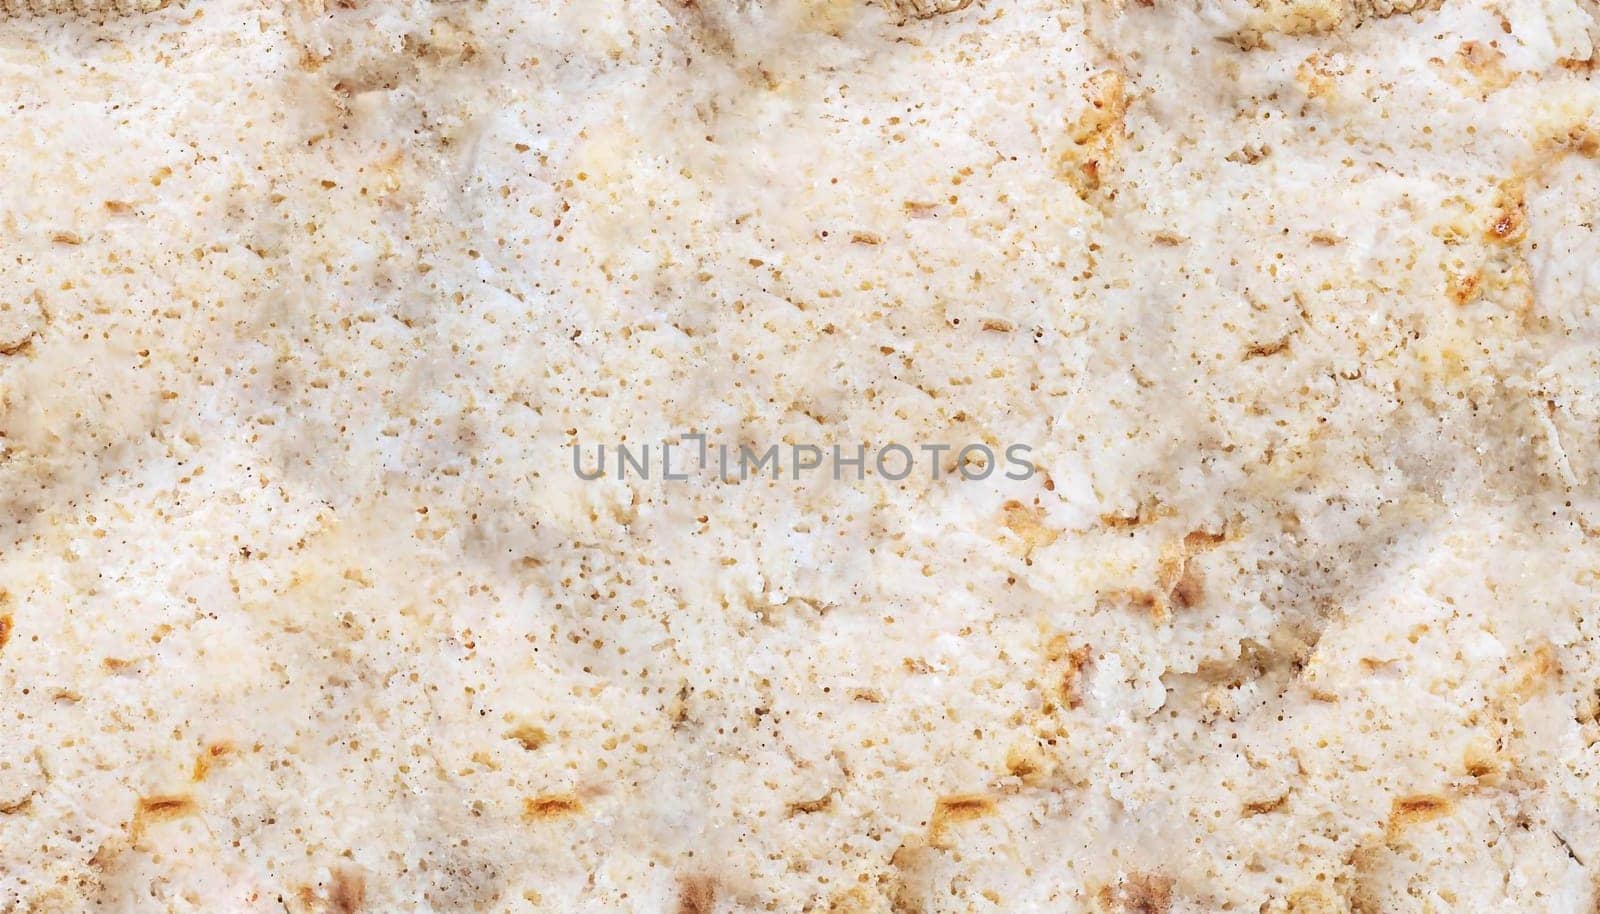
[2,0,1600,911]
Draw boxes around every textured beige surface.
[3,0,1600,912]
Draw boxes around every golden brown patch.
[1100,500,1174,529]
[1152,545,1189,617]
[522,793,583,821]
[849,231,883,246]
[1182,527,1229,550]
[292,866,366,914]
[1005,743,1047,785]
[888,842,939,913]
[133,794,197,835]
[191,742,234,782]
[1463,744,1499,782]
[786,792,834,815]
[50,231,83,245]
[1060,70,1128,202]
[1386,794,1453,833]
[933,794,996,821]
[1131,527,1230,617]
[506,724,548,751]
[329,866,365,914]
[827,886,887,914]
[796,0,857,35]
[1104,587,1164,619]
[1286,885,1348,914]
[929,794,997,845]
[1455,41,1513,97]
[1244,338,1290,359]
[137,794,196,818]
[1487,179,1526,243]
[1000,500,1059,556]
[1523,642,1561,680]
[676,874,716,914]
[1169,564,1204,610]
[1447,268,1482,306]
[1226,144,1270,165]
[1045,635,1092,709]
[1243,793,1288,816]
[879,0,975,22]
[1504,642,1561,698]
[1098,872,1173,914]
[1295,52,1344,100]
[0,613,11,654]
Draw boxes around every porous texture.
[2,0,1600,912]
[0,0,166,20]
